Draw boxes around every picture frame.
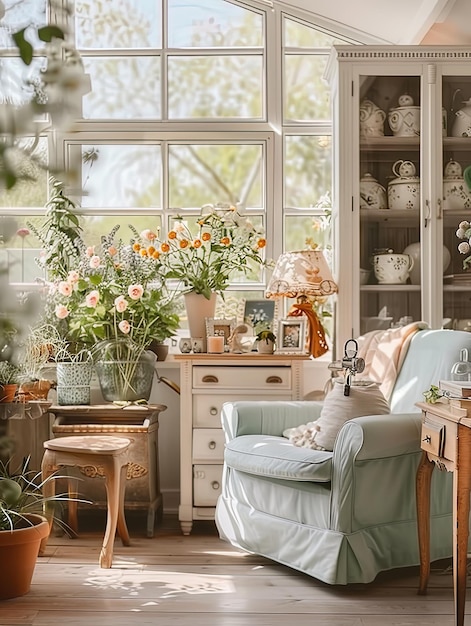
[205,317,236,349]
[243,300,276,331]
[277,318,307,353]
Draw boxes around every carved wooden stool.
[40,435,132,568]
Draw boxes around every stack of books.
[439,380,471,399]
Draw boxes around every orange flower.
[220,236,231,246]
[140,248,148,257]
[132,243,141,252]
[152,250,160,259]
[161,243,170,253]
[168,231,177,239]
[148,246,156,255]
[180,239,189,249]
[202,232,211,241]
[193,239,202,248]
[108,245,118,256]
[257,238,266,248]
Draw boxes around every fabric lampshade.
[265,250,337,300]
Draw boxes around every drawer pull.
[208,440,217,450]
[266,375,282,384]
[423,435,431,444]
[210,407,218,416]
[211,481,220,490]
[202,375,219,383]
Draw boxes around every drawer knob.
[211,481,220,490]
[210,407,218,416]
[423,435,431,444]
[208,440,217,450]
[202,375,219,383]
[266,375,282,384]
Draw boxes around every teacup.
[373,253,414,284]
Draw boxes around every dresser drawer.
[193,366,291,390]
[421,412,457,463]
[193,428,225,462]
[193,464,222,506]
[193,393,291,427]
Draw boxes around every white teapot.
[443,159,471,210]
[373,251,414,285]
[359,99,386,138]
[451,95,471,137]
[388,93,420,137]
[387,160,420,211]
[359,173,387,209]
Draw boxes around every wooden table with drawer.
[175,353,307,535]
[416,400,471,626]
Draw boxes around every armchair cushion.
[225,434,333,482]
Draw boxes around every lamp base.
[288,299,329,358]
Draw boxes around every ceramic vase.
[184,292,217,352]
[56,361,93,405]
[402,242,451,285]
[257,339,275,354]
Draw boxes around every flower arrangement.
[157,203,267,299]
[456,220,471,269]
[44,225,180,358]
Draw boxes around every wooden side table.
[416,400,471,626]
[47,403,167,537]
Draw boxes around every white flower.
[456,228,467,239]
[459,220,470,230]
[458,241,470,254]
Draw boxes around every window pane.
[0,0,46,48]
[82,57,161,119]
[168,56,263,119]
[0,137,48,207]
[284,215,331,252]
[1,215,42,283]
[0,57,45,106]
[75,0,161,48]
[285,135,331,207]
[78,144,161,209]
[168,0,263,47]
[168,144,263,208]
[284,18,347,47]
[80,215,163,247]
[284,54,330,121]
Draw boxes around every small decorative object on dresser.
[277,318,306,353]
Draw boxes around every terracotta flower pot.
[0,383,18,402]
[0,514,50,600]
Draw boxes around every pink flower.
[128,284,144,300]
[85,290,100,308]
[55,304,70,319]
[108,245,118,256]
[118,320,131,334]
[67,270,80,284]
[114,295,128,313]
[86,246,95,257]
[16,227,30,238]
[89,255,101,269]
[140,229,157,241]
[58,281,72,297]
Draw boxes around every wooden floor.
[2,512,471,625]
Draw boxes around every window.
[0,0,358,334]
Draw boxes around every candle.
[207,336,224,353]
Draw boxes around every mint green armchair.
[215,329,471,584]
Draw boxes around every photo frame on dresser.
[243,300,276,330]
[277,318,307,353]
[205,317,236,349]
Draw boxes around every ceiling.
[264,0,471,45]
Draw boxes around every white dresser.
[175,353,306,535]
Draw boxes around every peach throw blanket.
[357,321,429,401]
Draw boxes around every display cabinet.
[326,45,471,350]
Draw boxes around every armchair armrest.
[221,401,323,441]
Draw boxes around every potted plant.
[0,361,21,402]
[255,326,276,354]
[0,457,83,600]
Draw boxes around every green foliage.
[0,457,86,532]
[255,329,276,344]
[27,179,82,281]
[423,385,444,404]
[0,362,21,385]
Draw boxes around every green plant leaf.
[37,25,65,42]
[12,29,33,65]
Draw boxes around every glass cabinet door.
[442,72,471,333]
[359,73,422,336]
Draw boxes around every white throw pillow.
[285,379,390,451]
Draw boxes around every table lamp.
[265,249,338,358]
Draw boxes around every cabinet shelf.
[361,284,421,292]
[360,137,419,151]
[360,208,418,223]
